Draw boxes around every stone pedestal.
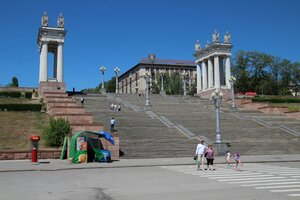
[214,143,228,156]
[143,104,152,111]
[160,90,166,95]
[38,81,66,98]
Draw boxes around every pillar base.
[38,81,66,98]
[100,88,106,94]
[214,142,228,156]
[160,90,166,95]
[143,104,152,111]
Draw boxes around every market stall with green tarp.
[61,131,115,164]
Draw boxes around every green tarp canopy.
[69,131,104,164]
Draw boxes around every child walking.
[234,152,242,170]
[225,151,232,168]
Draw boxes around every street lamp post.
[229,76,237,111]
[159,69,166,92]
[100,66,106,90]
[145,72,150,106]
[210,89,228,155]
[182,71,188,96]
[211,89,223,144]
[114,67,120,94]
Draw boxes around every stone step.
[44,96,74,103]
[44,92,68,98]
[53,113,94,124]
[71,122,104,135]
[49,106,86,115]
[46,102,78,110]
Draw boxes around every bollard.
[32,148,38,163]
[30,135,40,164]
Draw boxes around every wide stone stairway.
[84,93,300,158]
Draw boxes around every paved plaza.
[1,155,300,200]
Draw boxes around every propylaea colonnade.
[38,12,67,83]
[194,31,233,95]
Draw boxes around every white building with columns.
[194,31,233,98]
[38,12,67,96]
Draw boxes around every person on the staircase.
[80,96,84,106]
[110,117,115,132]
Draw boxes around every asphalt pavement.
[1,154,300,172]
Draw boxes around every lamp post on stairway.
[182,71,188,96]
[211,89,228,155]
[114,67,120,94]
[100,66,106,91]
[145,71,151,106]
[229,76,237,111]
[159,69,166,94]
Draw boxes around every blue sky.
[1,0,299,90]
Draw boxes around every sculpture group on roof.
[212,30,220,43]
[41,11,64,28]
[195,31,231,52]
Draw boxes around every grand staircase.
[84,93,300,158]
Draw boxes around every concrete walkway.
[1,154,300,172]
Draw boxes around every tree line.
[232,50,300,95]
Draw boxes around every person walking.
[225,151,232,168]
[234,152,242,170]
[204,145,215,170]
[110,117,115,132]
[80,96,84,106]
[195,140,206,171]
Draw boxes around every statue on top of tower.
[41,11,49,27]
[57,13,64,28]
[195,40,201,51]
[224,31,231,44]
[212,30,220,43]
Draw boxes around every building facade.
[118,54,196,94]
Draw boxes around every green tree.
[232,50,298,96]
[232,50,251,93]
[165,72,183,95]
[10,76,19,87]
[278,59,293,95]
[189,75,197,95]
[105,76,116,93]
[42,118,70,148]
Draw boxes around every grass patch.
[0,98,57,151]
[269,103,300,112]
[0,111,52,150]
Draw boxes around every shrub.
[42,118,70,148]
[252,96,300,103]
[25,92,32,99]
[0,104,42,111]
[0,91,21,98]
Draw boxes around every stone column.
[196,63,202,92]
[208,58,213,88]
[57,42,64,82]
[219,58,225,86]
[214,56,220,89]
[39,41,48,82]
[53,50,57,79]
[202,61,208,90]
[225,56,231,89]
